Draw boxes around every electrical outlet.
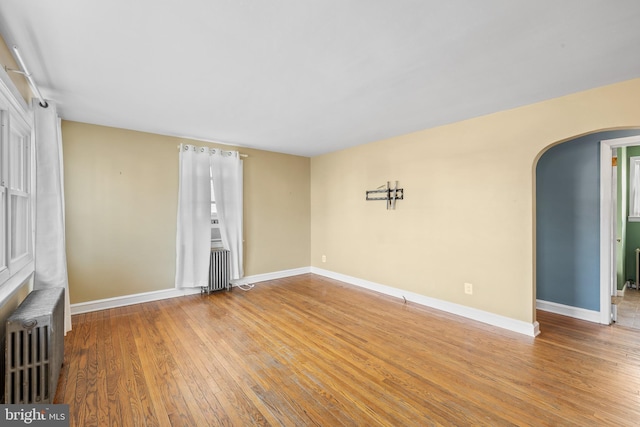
[464,283,473,295]
[322,255,326,263]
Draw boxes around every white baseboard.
[233,266,311,286]
[70,266,312,315]
[70,287,203,315]
[70,265,542,338]
[311,267,540,337]
[536,299,601,323]
[617,282,629,297]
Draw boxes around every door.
[611,150,618,299]
[601,135,640,324]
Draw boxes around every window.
[0,110,8,283]
[0,98,34,287]
[630,156,640,222]
[8,125,31,265]
[210,176,223,248]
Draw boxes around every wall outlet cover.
[464,283,473,295]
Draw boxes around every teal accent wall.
[536,130,640,310]
[537,135,600,309]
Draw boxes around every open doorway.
[600,134,640,328]
[535,130,640,326]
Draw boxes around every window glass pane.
[9,133,24,191]
[10,194,28,259]
[0,112,6,270]
[0,190,5,268]
[211,226,221,241]
[210,178,217,216]
[631,157,640,218]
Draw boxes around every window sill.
[0,259,34,301]
[628,216,640,222]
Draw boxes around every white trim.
[311,267,540,337]
[0,260,33,303]
[70,266,312,315]
[617,282,628,297]
[0,63,30,115]
[629,155,640,219]
[0,58,35,293]
[536,299,601,323]
[232,266,311,286]
[69,265,543,337]
[70,287,202,315]
[600,135,640,325]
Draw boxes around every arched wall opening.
[533,128,640,324]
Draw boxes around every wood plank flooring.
[55,274,640,426]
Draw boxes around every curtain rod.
[177,144,248,158]
[5,45,48,108]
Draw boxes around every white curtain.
[175,145,212,288]
[210,150,244,280]
[33,101,72,334]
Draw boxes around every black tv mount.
[366,181,404,210]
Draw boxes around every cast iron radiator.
[4,287,65,404]
[203,249,231,294]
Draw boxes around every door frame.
[600,135,640,324]
[611,155,617,297]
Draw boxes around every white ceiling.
[1,1,639,157]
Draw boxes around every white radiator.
[203,249,231,293]
[4,287,65,404]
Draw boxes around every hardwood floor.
[55,274,640,426]
[616,287,640,328]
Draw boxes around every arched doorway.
[535,129,640,325]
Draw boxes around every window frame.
[0,70,35,291]
[210,175,223,248]
[7,117,33,271]
[629,156,640,222]
[0,110,9,283]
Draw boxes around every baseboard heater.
[203,249,231,294]
[4,287,65,404]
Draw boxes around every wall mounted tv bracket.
[366,181,403,210]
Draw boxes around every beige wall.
[62,121,310,304]
[311,78,640,324]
